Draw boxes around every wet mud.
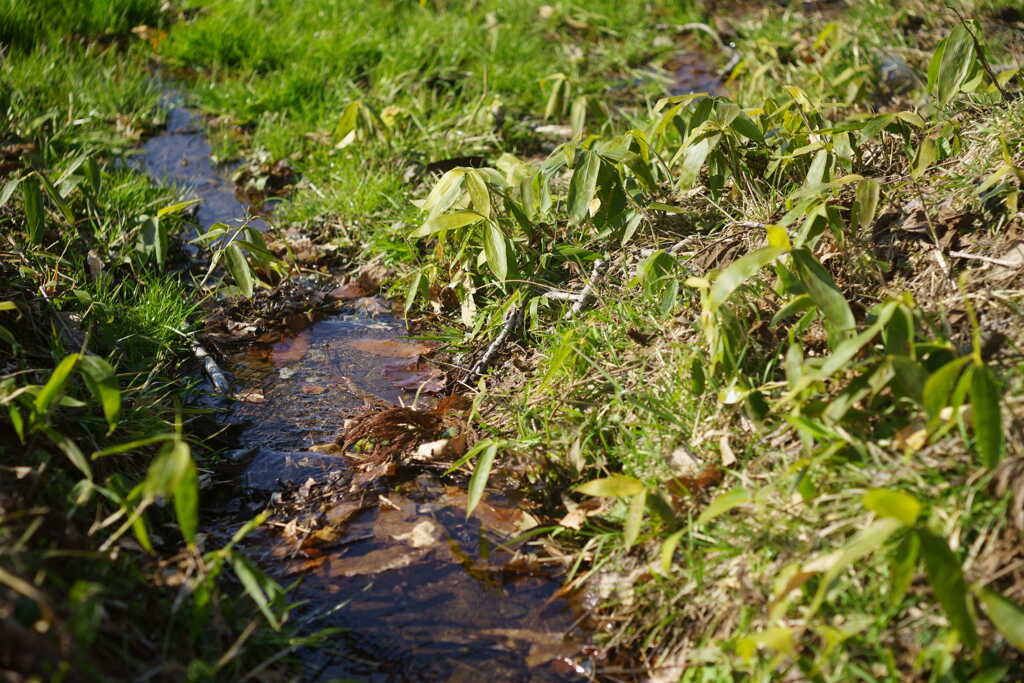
[139,94,588,680]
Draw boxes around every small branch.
[468,305,521,382]
[569,258,607,319]
[194,345,230,394]
[732,220,769,230]
[949,250,1022,268]
[542,291,584,302]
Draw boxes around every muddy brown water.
[138,95,589,680]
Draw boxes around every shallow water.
[130,91,268,232]
[139,93,587,681]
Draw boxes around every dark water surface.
[138,93,587,681]
[130,91,267,232]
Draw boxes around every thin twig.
[468,304,521,382]
[194,345,230,394]
[542,291,584,302]
[569,258,608,318]
[949,250,1023,268]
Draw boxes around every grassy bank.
[5,0,1024,679]
[0,4,311,680]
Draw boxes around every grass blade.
[466,441,498,517]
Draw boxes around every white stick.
[195,345,230,394]
[469,305,521,381]
[569,258,607,318]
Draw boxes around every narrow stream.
[136,93,588,681]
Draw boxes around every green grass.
[0,5,308,680]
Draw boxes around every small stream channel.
[135,93,589,680]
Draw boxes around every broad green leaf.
[223,244,254,298]
[576,474,645,498]
[419,168,466,219]
[696,487,749,526]
[78,355,121,432]
[334,99,361,142]
[567,150,601,224]
[464,169,491,219]
[483,222,508,281]
[411,210,483,238]
[792,249,855,346]
[913,136,938,179]
[863,488,921,526]
[22,176,44,244]
[790,301,898,396]
[890,357,927,404]
[889,532,919,609]
[570,95,588,139]
[230,552,282,629]
[660,528,687,573]
[139,216,168,268]
[852,178,881,230]
[144,439,192,498]
[729,111,764,143]
[709,247,786,310]
[808,518,903,615]
[918,529,978,651]
[771,294,814,326]
[466,441,498,517]
[45,427,92,480]
[0,177,21,209]
[36,354,79,415]
[971,364,1003,468]
[174,453,199,545]
[678,134,720,188]
[623,492,645,549]
[930,25,978,107]
[978,588,1024,651]
[803,148,829,190]
[924,356,972,422]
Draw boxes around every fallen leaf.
[271,331,311,365]
[234,388,264,403]
[719,434,737,466]
[328,282,371,301]
[414,439,451,459]
[383,358,446,393]
[347,337,432,357]
[325,501,363,526]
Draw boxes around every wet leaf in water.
[347,337,432,357]
[383,358,445,393]
[325,501,363,526]
[328,282,372,301]
[271,331,312,365]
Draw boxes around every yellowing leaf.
[978,588,1024,651]
[863,488,921,526]
[576,474,645,497]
